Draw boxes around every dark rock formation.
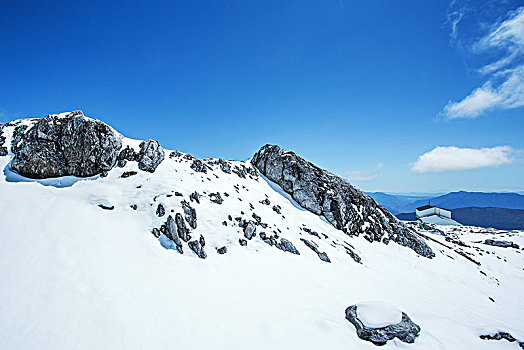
[156,204,165,217]
[244,221,256,240]
[218,158,231,174]
[190,191,201,204]
[138,140,164,173]
[217,246,227,254]
[239,239,247,246]
[188,240,207,259]
[11,111,122,178]
[209,192,224,204]
[175,213,190,242]
[182,200,197,229]
[190,159,207,173]
[165,215,183,253]
[121,171,137,178]
[251,145,434,258]
[260,198,271,205]
[484,239,520,249]
[345,305,421,346]
[300,238,330,262]
[272,205,281,214]
[280,238,300,255]
[98,204,115,210]
[480,332,523,348]
[0,127,7,156]
[118,145,138,162]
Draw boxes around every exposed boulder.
[0,127,7,156]
[138,140,164,173]
[190,159,207,173]
[188,240,207,259]
[11,111,122,178]
[217,246,227,254]
[190,191,201,204]
[165,215,183,253]
[484,239,520,249]
[156,204,166,217]
[209,192,224,204]
[345,305,421,346]
[175,213,190,242]
[251,144,434,258]
[244,221,256,240]
[118,145,138,162]
[121,171,137,178]
[300,238,330,262]
[182,200,197,229]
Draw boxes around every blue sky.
[1,0,523,193]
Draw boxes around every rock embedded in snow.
[175,213,191,242]
[190,191,201,204]
[181,200,197,229]
[300,238,330,262]
[244,221,256,240]
[484,239,519,249]
[138,140,165,173]
[217,246,227,254]
[165,215,183,253]
[209,192,224,204]
[345,304,421,346]
[11,110,122,178]
[156,204,166,217]
[251,144,434,258]
[188,240,207,259]
[0,127,7,156]
[190,159,207,173]
[121,171,137,178]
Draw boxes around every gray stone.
[121,171,137,178]
[239,239,247,246]
[11,111,122,178]
[156,204,165,217]
[165,215,183,253]
[190,191,201,204]
[217,246,227,254]
[251,145,434,258]
[190,159,207,173]
[138,140,164,173]
[209,192,224,204]
[175,213,190,242]
[218,158,231,174]
[280,238,300,255]
[188,240,207,259]
[181,200,197,229]
[484,239,519,249]
[345,305,421,346]
[244,221,256,240]
[300,238,330,262]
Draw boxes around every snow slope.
[0,119,523,349]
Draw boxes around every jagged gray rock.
[217,246,227,254]
[209,192,224,204]
[182,200,197,229]
[300,238,330,262]
[11,111,122,178]
[280,238,300,255]
[165,215,183,253]
[156,204,165,217]
[0,127,7,156]
[188,240,207,259]
[251,144,434,258]
[138,140,164,173]
[244,221,256,240]
[345,305,421,346]
[190,191,201,204]
[484,239,519,249]
[190,159,207,173]
[175,213,191,242]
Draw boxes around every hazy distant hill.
[368,191,524,214]
[396,207,524,230]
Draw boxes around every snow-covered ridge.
[0,111,523,349]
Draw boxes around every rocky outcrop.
[345,305,420,346]
[138,140,165,173]
[182,200,197,229]
[11,111,122,178]
[484,239,520,249]
[0,126,7,156]
[251,144,434,258]
[300,238,330,262]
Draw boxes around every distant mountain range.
[367,191,524,214]
[396,207,524,230]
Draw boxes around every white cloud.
[442,65,524,119]
[345,162,383,182]
[411,146,512,174]
[441,6,524,119]
[345,170,377,182]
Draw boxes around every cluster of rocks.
[251,144,434,258]
[345,305,421,346]
[8,111,165,179]
[259,232,300,255]
[300,238,330,262]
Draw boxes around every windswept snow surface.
[356,302,403,329]
[0,120,523,349]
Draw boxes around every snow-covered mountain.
[0,111,522,349]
